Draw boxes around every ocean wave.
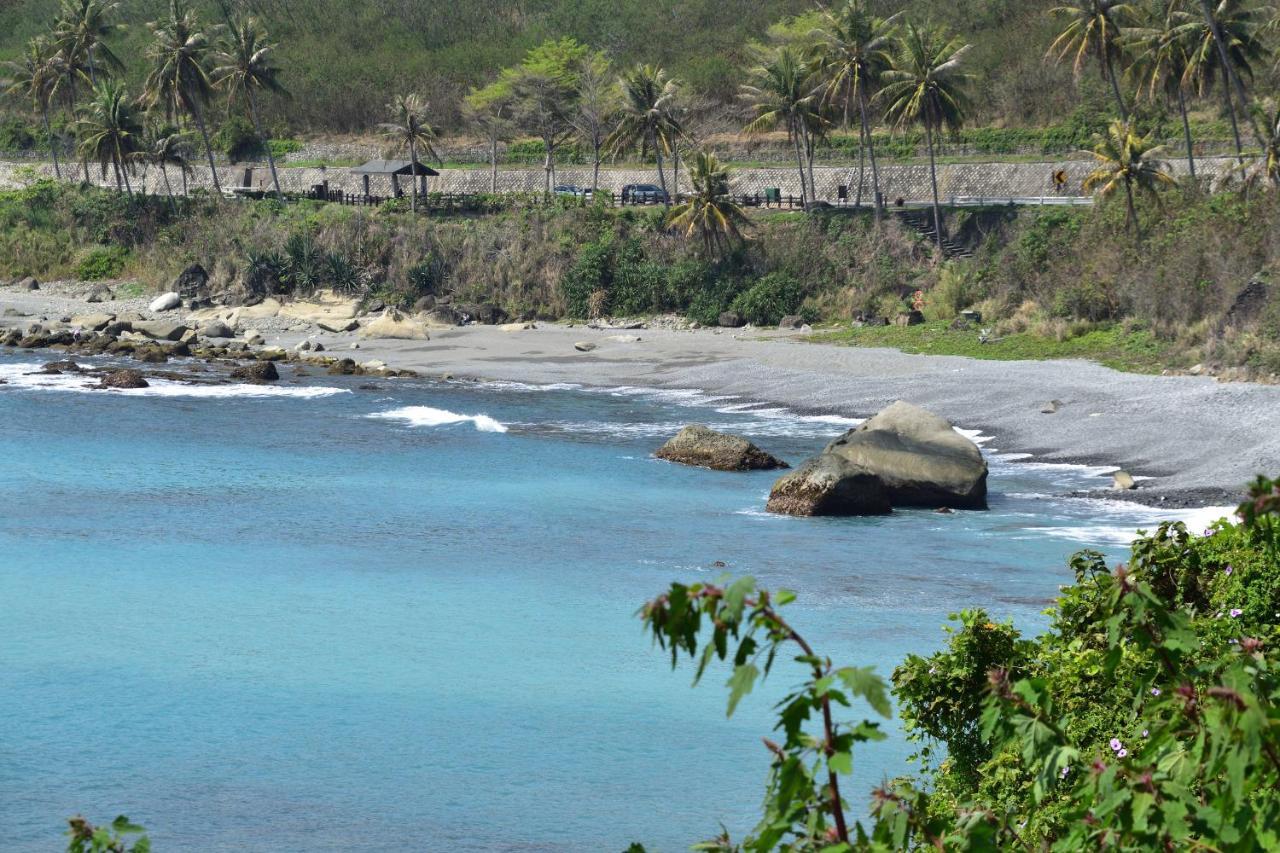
[0,362,349,399]
[368,405,508,433]
[1030,501,1237,547]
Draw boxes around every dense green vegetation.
[2,180,1278,374]
[638,476,1280,849]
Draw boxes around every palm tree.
[809,0,899,217]
[1239,100,1279,188]
[608,64,682,207]
[1083,119,1175,233]
[139,123,193,201]
[142,0,222,195]
[378,93,442,214]
[3,37,67,179]
[1047,0,1138,119]
[1126,0,1199,177]
[53,0,123,86]
[740,48,825,204]
[75,79,143,194]
[880,21,972,250]
[666,151,749,259]
[1184,0,1269,163]
[214,16,287,198]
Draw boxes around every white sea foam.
[369,406,508,433]
[0,362,349,399]
[1032,500,1237,547]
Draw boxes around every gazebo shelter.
[352,160,441,198]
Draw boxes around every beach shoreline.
[4,280,1278,508]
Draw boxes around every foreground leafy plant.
[66,815,149,853]
[639,476,1280,850]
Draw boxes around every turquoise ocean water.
[0,353,1229,851]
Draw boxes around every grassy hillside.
[2,180,1276,377]
[0,0,1087,134]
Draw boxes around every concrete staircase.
[896,209,974,260]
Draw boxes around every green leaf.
[828,751,853,775]
[726,663,759,717]
[835,666,891,718]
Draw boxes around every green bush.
[731,272,805,325]
[215,117,263,162]
[268,139,304,158]
[74,245,129,280]
[0,116,38,151]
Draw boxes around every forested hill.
[0,0,1073,133]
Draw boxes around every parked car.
[621,183,669,204]
[553,184,585,197]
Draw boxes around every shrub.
[268,139,303,158]
[215,116,262,162]
[731,272,805,325]
[74,245,128,280]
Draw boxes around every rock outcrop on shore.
[655,425,789,472]
[767,401,988,516]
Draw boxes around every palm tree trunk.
[111,153,123,192]
[191,102,223,195]
[1176,88,1197,179]
[249,91,283,199]
[161,163,176,211]
[1218,78,1245,164]
[1198,0,1264,161]
[409,137,419,214]
[182,167,189,196]
[654,130,670,208]
[69,79,90,183]
[1124,179,1138,235]
[854,120,866,207]
[1103,50,1129,121]
[42,107,62,180]
[490,135,499,193]
[925,122,943,250]
[790,122,808,204]
[672,144,680,200]
[860,86,883,223]
[121,157,133,196]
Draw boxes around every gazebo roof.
[352,160,440,177]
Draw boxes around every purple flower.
[1117,748,1128,758]
[1061,765,1071,778]
[1230,608,1243,618]
[1151,687,1161,696]
[1142,730,1149,738]
[1109,738,1123,751]
[1224,565,1233,576]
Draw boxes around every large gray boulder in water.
[766,453,891,516]
[655,425,789,472]
[824,401,988,509]
[767,401,988,516]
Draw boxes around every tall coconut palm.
[214,16,287,198]
[378,93,442,214]
[608,64,682,207]
[1184,0,1269,163]
[1047,0,1138,119]
[3,37,67,179]
[809,0,899,216]
[1126,0,1200,177]
[1083,119,1175,233]
[75,79,143,194]
[740,48,824,204]
[1239,100,1279,188]
[143,0,222,195]
[666,151,749,259]
[880,21,972,250]
[53,0,123,86]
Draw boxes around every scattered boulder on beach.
[149,292,181,312]
[41,360,81,374]
[778,315,805,330]
[19,277,39,291]
[1041,400,1062,414]
[327,358,358,375]
[823,401,988,509]
[199,320,234,339]
[574,341,597,352]
[424,306,464,327]
[86,285,113,303]
[455,302,506,325]
[243,329,265,345]
[718,311,744,328]
[316,317,359,333]
[894,310,925,326]
[172,264,209,299]
[358,312,429,340]
[98,368,148,389]
[766,454,892,516]
[230,361,279,383]
[655,425,790,472]
[133,320,189,341]
[133,345,169,363]
[1113,470,1137,490]
[71,313,114,332]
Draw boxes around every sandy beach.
[5,280,1279,505]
